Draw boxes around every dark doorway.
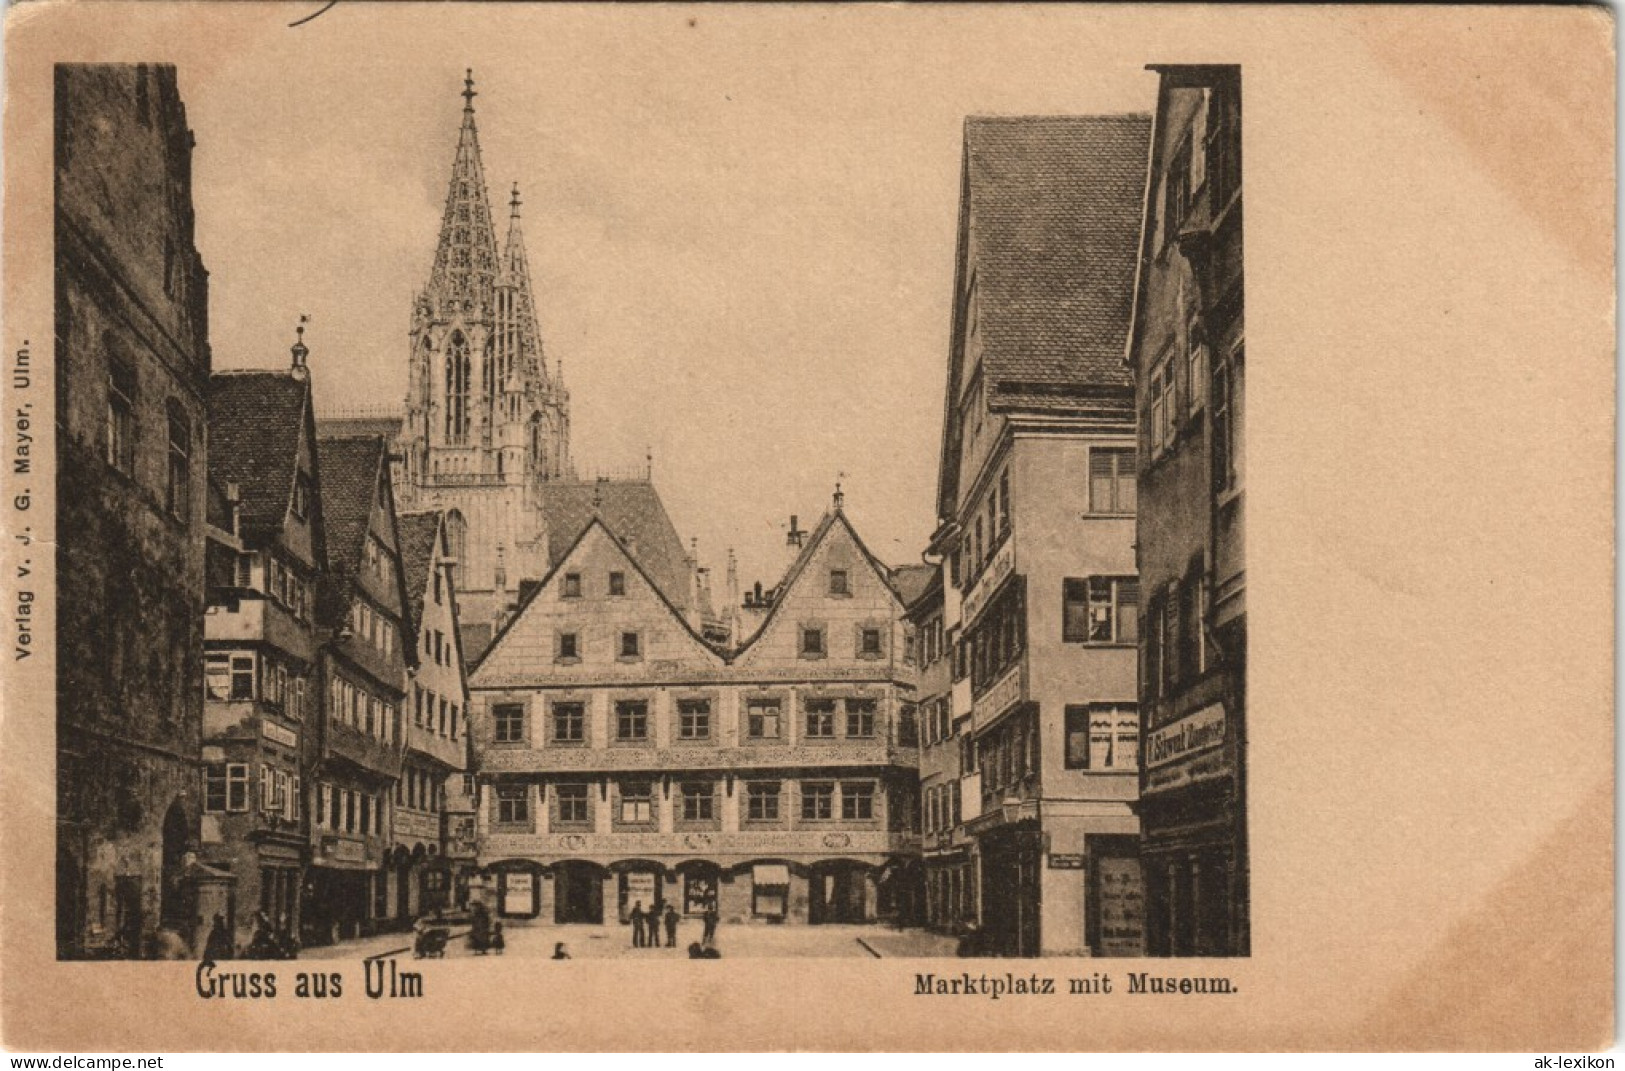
[553,861,604,924]
[114,876,143,958]
[809,863,867,924]
[56,842,83,958]
[159,800,191,927]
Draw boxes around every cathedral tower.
[397,71,572,637]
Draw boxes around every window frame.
[551,700,587,744]
[803,697,836,739]
[745,781,782,823]
[492,701,527,745]
[676,697,711,741]
[495,782,531,826]
[614,699,650,743]
[1089,447,1138,515]
[553,783,590,826]
[746,697,783,741]
[799,781,835,821]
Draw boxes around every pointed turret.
[425,69,502,310]
[500,180,548,387]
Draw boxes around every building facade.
[395,509,473,915]
[927,115,1152,957]
[55,64,221,958]
[305,435,412,944]
[469,500,921,926]
[392,72,573,640]
[1125,65,1248,957]
[200,355,328,952]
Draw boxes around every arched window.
[529,412,546,469]
[444,332,470,443]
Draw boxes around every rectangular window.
[555,783,589,824]
[106,358,136,474]
[552,702,585,743]
[828,569,849,596]
[800,626,825,658]
[1066,705,1139,770]
[292,472,311,520]
[1213,352,1238,494]
[860,627,883,657]
[227,654,255,700]
[746,698,781,740]
[562,573,582,599]
[493,702,526,744]
[1164,136,1193,243]
[844,697,877,738]
[1186,316,1208,415]
[800,782,834,820]
[746,783,781,822]
[608,571,626,597]
[998,469,1011,534]
[359,794,371,836]
[804,698,836,739]
[496,783,529,825]
[619,632,641,660]
[841,782,875,821]
[680,782,715,822]
[166,405,190,519]
[1066,577,1139,644]
[618,782,653,824]
[615,700,649,742]
[677,699,711,740]
[204,764,227,812]
[1089,448,1137,515]
[226,763,249,812]
[205,655,231,701]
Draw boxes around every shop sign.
[1145,747,1231,793]
[1096,856,1146,956]
[1145,704,1227,769]
[502,872,534,916]
[1048,854,1085,870]
[972,664,1023,734]
[624,871,657,908]
[324,837,364,863]
[962,541,1014,626]
[261,719,298,748]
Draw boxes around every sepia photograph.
[51,46,1245,965]
[3,2,1612,1054]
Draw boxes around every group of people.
[197,911,298,961]
[628,900,681,948]
[628,899,721,955]
[467,902,505,955]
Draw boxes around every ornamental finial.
[462,69,477,111]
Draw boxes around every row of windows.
[397,764,445,813]
[492,695,884,746]
[1143,561,1211,702]
[924,780,961,835]
[261,554,313,622]
[919,694,953,748]
[205,651,309,719]
[105,356,193,523]
[316,782,387,837]
[798,622,887,660]
[362,536,399,592]
[414,681,462,741]
[560,570,626,599]
[952,468,1012,591]
[422,624,454,667]
[203,763,300,822]
[552,628,647,663]
[350,600,398,660]
[328,675,398,744]
[493,779,879,826]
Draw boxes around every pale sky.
[179,4,1160,588]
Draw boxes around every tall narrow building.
[392,71,572,641]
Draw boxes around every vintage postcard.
[0,2,1613,1053]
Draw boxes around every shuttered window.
[1089,448,1137,514]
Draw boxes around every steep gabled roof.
[207,371,313,547]
[732,507,901,658]
[536,479,691,611]
[473,514,724,677]
[316,413,403,442]
[396,510,444,646]
[316,434,392,621]
[962,114,1152,399]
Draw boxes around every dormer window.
[292,471,311,520]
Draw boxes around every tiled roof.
[536,480,692,611]
[206,371,311,546]
[317,434,387,588]
[396,510,444,644]
[459,621,495,666]
[889,563,937,608]
[316,414,403,442]
[964,115,1151,401]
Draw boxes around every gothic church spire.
[501,181,547,385]
[426,69,501,309]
